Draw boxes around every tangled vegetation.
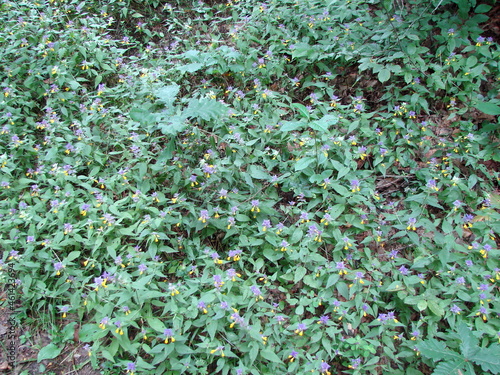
[1,0,499,374]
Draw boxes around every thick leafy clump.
[1,0,499,374]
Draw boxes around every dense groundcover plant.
[1,0,499,374]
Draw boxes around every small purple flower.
[450,304,462,314]
[251,285,263,300]
[126,362,136,372]
[295,323,307,335]
[138,264,147,274]
[320,361,331,373]
[318,315,330,325]
[198,209,210,223]
[399,265,409,276]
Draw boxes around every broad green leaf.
[378,68,391,83]
[260,348,282,363]
[331,184,349,196]
[249,165,269,180]
[336,282,349,300]
[147,317,165,332]
[327,204,345,220]
[417,300,428,311]
[65,251,80,262]
[37,343,63,362]
[457,323,479,359]
[427,300,444,317]
[294,266,307,283]
[475,3,492,12]
[385,281,405,292]
[469,345,500,374]
[294,157,315,171]
[185,98,226,121]
[474,101,500,115]
[417,339,463,362]
[155,84,179,106]
[309,115,339,132]
[291,103,310,119]
[280,121,304,132]
[177,63,204,73]
[432,361,466,375]
[290,229,303,244]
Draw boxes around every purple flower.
[318,315,330,325]
[478,283,489,291]
[399,265,409,276]
[126,362,136,372]
[320,361,331,373]
[198,210,210,223]
[350,179,360,192]
[295,323,307,335]
[251,285,263,300]
[450,304,461,314]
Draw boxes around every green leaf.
[474,101,500,115]
[417,339,463,362]
[294,266,307,283]
[37,343,63,362]
[294,157,315,171]
[417,300,428,311]
[385,280,405,292]
[130,107,155,124]
[475,3,492,12]
[327,204,345,220]
[65,251,81,263]
[457,323,479,359]
[291,103,310,119]
[309,115,339,132]
[260,348,282,363]
[432,361,466,375]
[378,68,391,83]
[427,300,444,317]
[331,184,349,196]
[290,229,303,244]
[177,63,204,73]
[280,121,304,132]
[469,345,500,374]
[147,317,165,332]
[155,85,179,106]
[185,98,226,121]
[249,165,269,180]
[336,282,349,300]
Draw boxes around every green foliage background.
[1,0,499,374]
